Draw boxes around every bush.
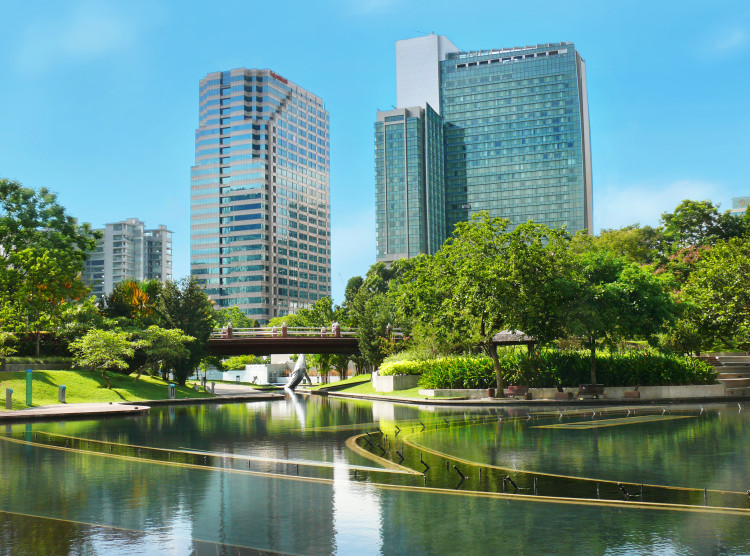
[403,350,716,390]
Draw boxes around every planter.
[577,384,605,398]
[373,374,420,393]
[487,388,496,398]
[503,385,530,399]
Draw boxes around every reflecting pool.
[1,395,749,554]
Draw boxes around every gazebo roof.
[491,330,536,345]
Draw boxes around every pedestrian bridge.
[206,326,394,356]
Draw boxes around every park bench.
[577,384,605,399]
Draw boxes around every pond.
[1,394,749,554]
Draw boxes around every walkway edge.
[314,390,750,407]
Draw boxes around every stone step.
[725,386,750,397]
[718,372,750,380]
[716,356,750,364]
[716,363,750,370]
[719,378,750,388]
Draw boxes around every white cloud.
[14,1,137,74]
[594,179,725,233]
[709,28,748,54]
[330,208,376,303]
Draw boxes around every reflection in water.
[0,397,748,554]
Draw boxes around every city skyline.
[0,0,747,303]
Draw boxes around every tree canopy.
[158,277,216,385]
[0,179,99,354]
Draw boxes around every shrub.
[405,350,716,389]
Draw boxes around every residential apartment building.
[191,68,331,322]
[376,34,593,263]
[83,219,172,298]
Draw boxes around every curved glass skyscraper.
[191,69,330,322]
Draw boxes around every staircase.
[702,355,750,396]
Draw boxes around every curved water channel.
[1,394,749,554]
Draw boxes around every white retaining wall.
[373,374,420,392]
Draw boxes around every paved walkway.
[0,402,150,421]
[0,387,285,420]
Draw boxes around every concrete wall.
[419,384,727,400]
[373,374,420,392]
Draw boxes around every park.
[2,179,750,553]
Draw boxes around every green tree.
[347,266,404,372]
[70,329,134,389]
[590,224,667,265]
[565,250,677,384]
[213,306,259,329]
[0,331,17,357]
[268,297,338,329]
[660,199,746,252]
[397,215,574,393]
[0,246,91,355]
[681,237,750,350]
[158,277,215,385]
[102,279,163,325]
[223,354,264,370]
[134,325,194,380]
[0,178,98,259]
[310,353,332,383]
[0,179,99,354]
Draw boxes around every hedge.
[380,351,717,390]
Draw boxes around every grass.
[0,370,211,410]
[306,374,433,399]
[337,381,429,398]
[307,373,373,390]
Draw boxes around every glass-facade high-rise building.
[191,68,331,322]
[375,105,445,263]
[375,35,593,263]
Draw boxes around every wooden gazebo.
[491,330,536,352]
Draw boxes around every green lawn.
[337,380,429,398]
[307,374,436,399]
[0,370,210,410]
[308,373,373,390]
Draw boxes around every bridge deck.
[207,337,360,356]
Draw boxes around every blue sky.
[1,0,748,303]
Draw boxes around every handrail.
[209,326,404,340]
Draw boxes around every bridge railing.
[210,326,404,340]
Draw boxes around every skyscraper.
[375,105,445,263]
[375,35,593,263]
[191,69,331,323]
[83,218,172,297]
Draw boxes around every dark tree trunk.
[589,337,597,384]
[489,343,505,397]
